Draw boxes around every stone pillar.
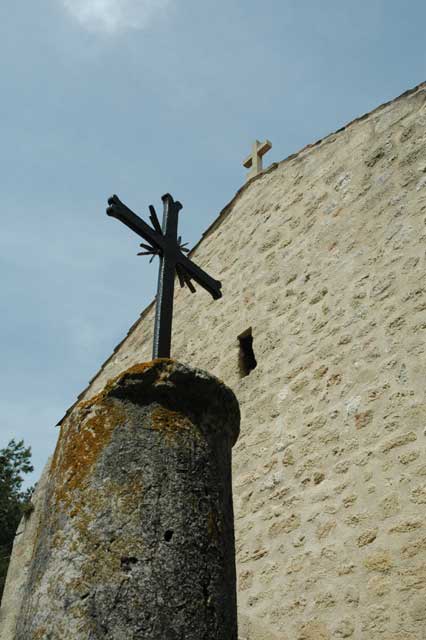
[15,360,240,640]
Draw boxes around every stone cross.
[243,139,272,181]
[106,194,222,359]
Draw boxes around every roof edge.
[57,79,426,426]
[192,80,426,250]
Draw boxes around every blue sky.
[1,0,425,485]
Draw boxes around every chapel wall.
[75,83,426,639]
[5,83,426,640]
[0,460,52,640]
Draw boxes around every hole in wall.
[164,529,174,542]
[120,556,138,572]
[238,328,257,378]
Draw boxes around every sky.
[1,0,425,486]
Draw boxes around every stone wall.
[5,82,426,639]
[0,459,51,640]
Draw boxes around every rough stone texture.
[59,82,426,639]
[13,360,240,640]
[4,81,426,638]
[0,459,51,640]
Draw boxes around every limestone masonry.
[2,81,426,639]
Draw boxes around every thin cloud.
[61,0,171,33]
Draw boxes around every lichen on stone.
[51,360,177,508]
[151,407,195,444]
[52,398,126,508]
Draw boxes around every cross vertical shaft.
[153,194,182,358]
[106,192,222,359]
[243,139,272,182]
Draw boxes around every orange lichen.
[151,407,195,445]
[53,398,126,507]
[52,360,176,505]
[123,359,173,377]
[79,359,174,413]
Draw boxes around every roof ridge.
[57,79,426,426]
[193,80,426,248]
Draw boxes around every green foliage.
[0,439,33,600]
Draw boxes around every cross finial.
[106,194,222,359]
[243,139,272,182]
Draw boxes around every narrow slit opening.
[238,328,257,378]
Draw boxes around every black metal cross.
[106,193,222,359]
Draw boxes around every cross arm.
[107,195,164,251]
[257,140,272,157]
[243,139,272,168]
[243,154,254,169]
[176,252,222,300]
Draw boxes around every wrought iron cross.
[106,194,222,359]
